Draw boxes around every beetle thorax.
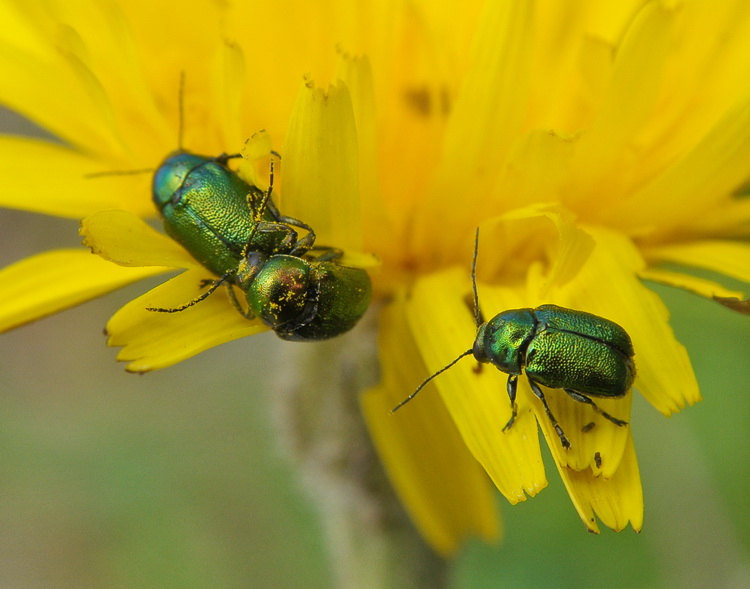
[480,309,537,375]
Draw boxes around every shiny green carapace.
[473,304,635,448]
[393,229,635,449]
[151,151,371,341]
[152,151,310,276]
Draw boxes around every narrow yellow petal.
[646,240,750,285]
[335,51,393,254]
[555,434,644,533]
[362,295,498,555]
[406,268,548,503]
[80,210,197,268]
[0,249,163,332]
[0,46,117,152]
[0,136,153,218]
[438,0,532,185]
[107,270,266,372]
[415,0,533,250]
[212,39,246,151]
[568,2,675,210]
[283,78,362,251]
[640,267,746,301]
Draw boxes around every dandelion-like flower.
[1,0,749,564]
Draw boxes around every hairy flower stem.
[273,309,448,589]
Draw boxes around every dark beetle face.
[244,254,372,341]
[245,255,312,329]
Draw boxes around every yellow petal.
[568,2,675,211]
[640,267,746,301]
[107,269,266,372]
[80,210,197,268]
[646,240,750,285]
[0,43,120,153]
[437,0,532,189]
[406,268,548,503]
[563,227,701,415]
[238,130,274,190]
[414,0,533,250]
[283,78,362,251]
[0,136,153,218]
[0,249,163,332]
[362,295,498,555]
[608,93,750,232]
[555,434,644,533]
[335,51,393,254]
[211,39,246,151]
[533,379,632,478]
[491,130,576,212]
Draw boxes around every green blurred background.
[1,108,749,588]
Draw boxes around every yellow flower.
[1,0,749,560]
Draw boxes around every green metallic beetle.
[150,150,372,341]
[392,229,635,449]
[152,151,315,275]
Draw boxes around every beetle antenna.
[471,227,484,326]
[84,168,154,178]
[178,71,185,151]
[391,348,474,413]
[241,157,275,258]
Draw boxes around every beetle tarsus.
[563,389,628,427]
[147,275,229,313]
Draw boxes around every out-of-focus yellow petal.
[211,39,246,151]
[0,136,153,218]
[640,267,746,301]
[563,227,701,415]
[646,239,750,285]
[80,210,197,268]
[568,2,675,212]
[362,295,498,556]
[492,131,576,212]
[406,268,548,503]
[0,44,122,154]
[106,270,266,372]
[0,249,163,332]
[283,78,362,251]
[415,0,533,253]
[336,51,393,255]
[555,434,643,533]
[608,93,750,232]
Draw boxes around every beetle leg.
[306,246,344,262]
[225,284,255,319]
[147,274,231,313]
[276,214,318,254]
[563,389,628,427]
[501,375,519,432]
[528,379,570,449]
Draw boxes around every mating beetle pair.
[151,151,371,341]
[393,229,636,449]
